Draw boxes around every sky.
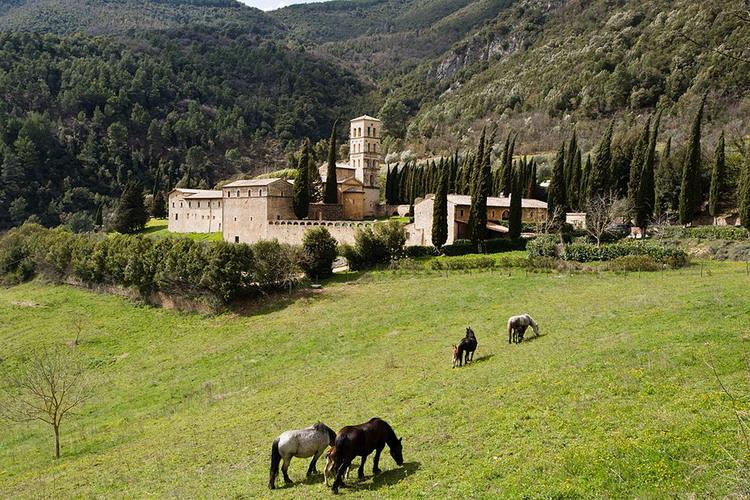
[237,0,328,11]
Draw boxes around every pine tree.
[432,158,449,248]
[323,120,339,204]
[113,182,148,234]
[588,120,614,201]
[627,117,651,216]
[570,148,582,210]
[708,131,725,218]
[679,98,706,225]
[293,141,311,219]
[508,165,522,239]
[469,127,487,248]
[739,144,750,231]
[580,154,592,207]
[152,190,167,219]
[502,135,515,196]
[547,142,567,225]
[635,112,660,229]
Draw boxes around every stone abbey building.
[168,114,547,246]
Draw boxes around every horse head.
[466,327,475,339]
[389,437,404,466]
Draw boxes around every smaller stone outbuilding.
[407,194,548,246]
[168,188,223,234]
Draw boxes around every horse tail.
[269,438,281,489]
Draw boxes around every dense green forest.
[0,30,364,229]
[0,0,748,229]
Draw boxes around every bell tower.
[350,115,381,216]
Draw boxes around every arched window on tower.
[370,174,375,185]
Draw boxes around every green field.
[1,262,749,497]
[140,219,223,242]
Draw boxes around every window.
[218,201,221,207]
[248,191,251,197]
[227,191,231,197]
[172,202,175,208]
[188,202,191,208]
[234,217,237,221]
[260,189,264,196]
[459,209,464,217]
[175,214,178,220]
[180,202,183,208]
[236,190,240,197]
[366,142,370,152]
[234,236,239,243]
[367,126,371,136]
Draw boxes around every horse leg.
[357,455,367,480]
[332,458,352,493]
[307,449,322,477]
[282,455,293,484]
[373,446,383,474]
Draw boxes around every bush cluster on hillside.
[441,238,527,256]
[655,225,749,241]
[562,241,687,268]
[340,221,406,270]
[0,224,303,303]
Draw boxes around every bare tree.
[534,206,565,235]
[585,193,626,247]
[1,349,91,459]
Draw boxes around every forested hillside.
[0,30,365,229]
[0,0,748,229]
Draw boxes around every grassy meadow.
[1,261,750,497]
[140,218,223,242]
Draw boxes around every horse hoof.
[268,484,275,490]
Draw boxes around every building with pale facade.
[406,194,548,246]
[168,188,223,233]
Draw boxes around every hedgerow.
[0,223,303,303]
[656,226,749,241]
[561,241,687,268]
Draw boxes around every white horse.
[507,314,540,344]
[269,422,336,489]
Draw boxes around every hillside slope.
[0,0,281,35]
[1,263,748,496]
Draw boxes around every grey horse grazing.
[269,422,336,489]
[507,314,540,343]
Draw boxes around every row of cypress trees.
[546,98,750,231]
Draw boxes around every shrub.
[0,223,44,284]
[442,238,525,256]
[656,225,749,241]
[527,234,558,258]
[562,241,687,268]
[300,227,338,280]
[404,245,439,258]
[430,256,496,270]
[251,239,301,289]
[607,255,662,272]
[345,221,406,270]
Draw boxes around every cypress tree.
[627,117,651,216]
[469,127,487,248]
[564,130,578,203]
[508,165,522,239]
[293,141,311,219]
[526,159,537,199]
[679,98,706,224]
[635,112,661,229]
[502,135,515,195]
[152,190,167,218]
[580,154,592,207]
[432,158,449,248]
[708,131,725,218]
[570,148,582,210]
[588,120,614,201]
[548,142,567,225]
[113,181,148,234]
[739,144,750,231]
[654,137,673,216]
[323,120,339,204]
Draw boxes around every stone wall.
[266,220,375,245]
[308,203,344,221]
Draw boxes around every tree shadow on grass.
[343,462,421,492]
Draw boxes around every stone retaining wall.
[267,220,375,245]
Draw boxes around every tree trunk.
[54,424,60,459]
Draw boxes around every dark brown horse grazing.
[327,417,404,493]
